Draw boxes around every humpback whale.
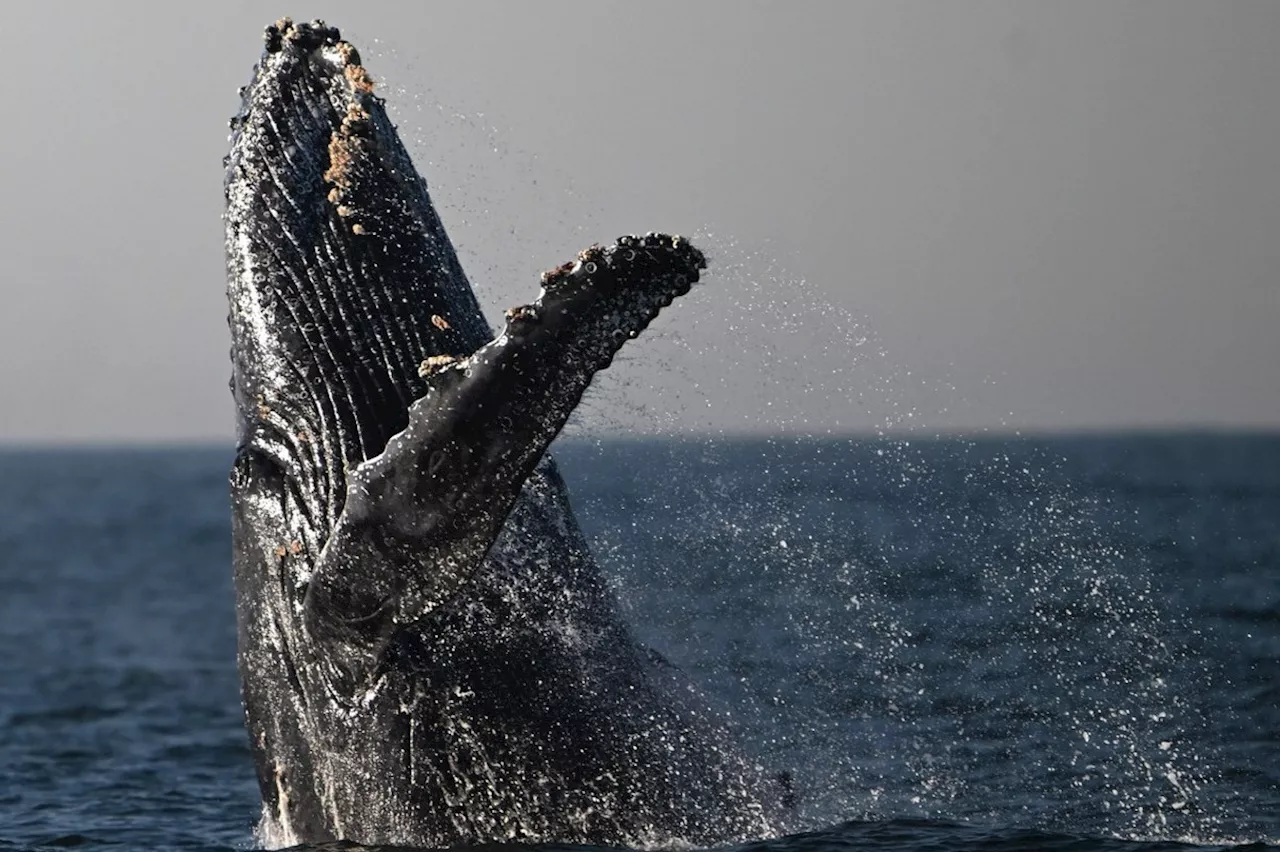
[224,18,770,847]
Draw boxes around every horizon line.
[1,424,1278,452]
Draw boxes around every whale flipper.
[304,233,706,691]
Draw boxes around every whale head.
[224,18,705,686]
[225,18,495,533]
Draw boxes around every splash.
[254,802,299,851]
[551,254,1238,843]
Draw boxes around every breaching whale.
[224,18,771,847]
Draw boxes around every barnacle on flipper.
[418,354,463,378]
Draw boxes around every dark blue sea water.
[1,435,1276,852]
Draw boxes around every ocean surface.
[0,434,1276,852]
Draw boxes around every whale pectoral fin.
[301,234,706,693]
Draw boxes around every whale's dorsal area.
[224,17,771,847]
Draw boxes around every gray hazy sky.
[2,1,1277,442]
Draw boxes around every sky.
[1,1,1277,442]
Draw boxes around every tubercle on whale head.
[260,18,371,87]
[226,18,386,239]
[263,18,343,54]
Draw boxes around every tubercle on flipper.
[539,233,707,291]
[524,232,705,364]
[417,230,707,477]
[429,231,706,392]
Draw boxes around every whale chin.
[225,17,768,848]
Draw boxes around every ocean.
[0,435,1275,852]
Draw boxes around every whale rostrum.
[225,17,771,847]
